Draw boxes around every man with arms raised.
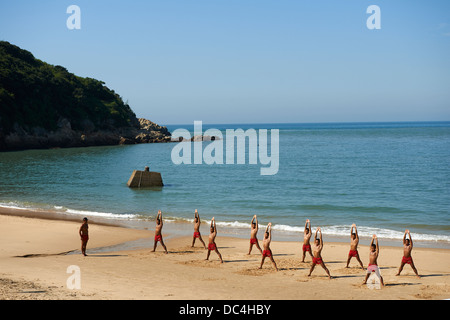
[363,234,384,287]
[248,215,263,255]
[206,217,223,263]
[346,223,364,269]
[396,229,420,278]
[308,227,331,279]
[192,209,206,249]
[302,219,313,262]
[259,222,278,271]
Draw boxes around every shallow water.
[1,122,449,247]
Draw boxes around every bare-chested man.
[206,217,223,263]
[346,224,364,269]
[363,235,384,287]
[191,209,206,249]
[259,223,278,271]
[302,219,313,262]
[308,227,331,279]
[248,215,263,255]
[396,229,420,278]
[79,217,89,256]
[152,210,168,254]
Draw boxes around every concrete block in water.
[127,167,164,187]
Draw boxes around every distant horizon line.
[159,120,450,127]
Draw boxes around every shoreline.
[1,206,449,250]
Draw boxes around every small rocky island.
[0,41,171,151]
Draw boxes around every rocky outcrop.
[134,118,171,143]
[0,117,171,151]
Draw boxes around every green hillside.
[0,41,139,134]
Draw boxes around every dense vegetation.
[0,41,138,134]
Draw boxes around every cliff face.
[0,117,172,151]
[0,41,171,151]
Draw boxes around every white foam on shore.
[201,219,450,243]
[0,202,138,220]
[63,208,138,220]
[321,225,450,243]
[0,202,34,211]
[211,220,450,243]
[1,202,449,244]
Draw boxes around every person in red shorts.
[346,224,364,269]
[79,217,89,256]
[191,209,206,249]
[248,215,263,255]
[206,217,223,263]
[308,227,331,279]
[396,229,420,278]
[259,223,278,271]
[152,210,168,254]
[301,219,313,262]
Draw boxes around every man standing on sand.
[206,217,223,263]
[396,229,420,278]
[248,215,263,255]
[79,217,89,256]
[346,224,364,269]
[152,210,168,254]
[308,227,331,279]
[192,209,206,249]
[363,235,384,287]
[302,219,313,262]
[259,223,278,271]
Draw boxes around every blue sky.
[1,0,449,125]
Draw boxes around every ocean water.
[0,122,449,247]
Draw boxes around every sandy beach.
[0,208,449,301]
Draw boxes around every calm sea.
[1,122,449,247]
